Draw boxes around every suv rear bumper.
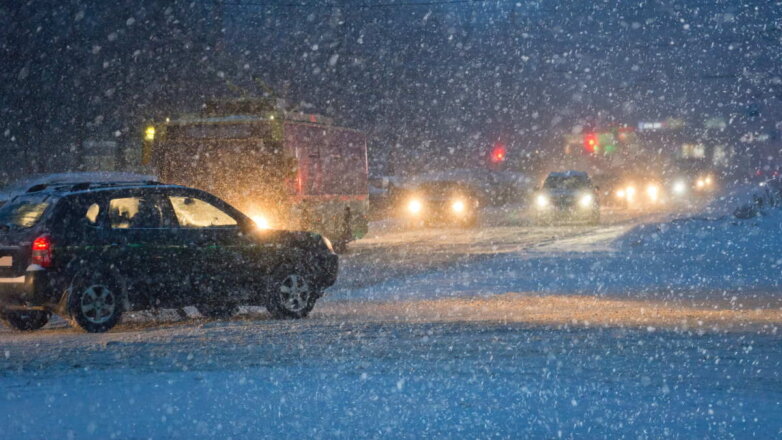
[0,267,55,307]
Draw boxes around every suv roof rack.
[26,180,162,194]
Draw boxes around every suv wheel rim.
[278,274,310,313]
[80,285,116,324]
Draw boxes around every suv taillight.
[31,235,53,268]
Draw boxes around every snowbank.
[331,186,782,304]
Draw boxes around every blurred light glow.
[672,180,687,195]
[144,126,156,141]
[625,185,636,200]
[408,199,423,215]
[579,194,594,208]
[252,215,271,229]
[535,194,549,208]
[646,184,660,202]
[451,200,466,213]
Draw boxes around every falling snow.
[1,1,782,439]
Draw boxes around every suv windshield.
[418,182,472,198]
[0,197,50,228]
[543,175,591,191]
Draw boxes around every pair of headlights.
[407,198,467,215]
[669,175,713,196]
[616,183,662,203]
[536,193,594,209]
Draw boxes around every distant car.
[401,180,480,227]
[532,171,600,225]
[611,174,667,209]
[0,180,338,332]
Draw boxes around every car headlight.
[672,180,687,195]
[646,184,660,202]
[451,199,466,214]
[625,185,636,200]
[535,194,549,208]
[407,199,423,215]
[616,189,626,199]
[579,193,594,208]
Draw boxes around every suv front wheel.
[67,271,124,333]
[265,266,318,319]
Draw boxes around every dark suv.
[0,181,338,332]
[532,171,600,225]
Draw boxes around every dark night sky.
[1,0,780,180]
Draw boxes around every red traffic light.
[584,133,599,153]
[490,144,507,163]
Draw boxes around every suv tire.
[0,310,50,331]
[266,265,318,319]
[67,270,124,333]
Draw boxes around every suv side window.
[108,196,167,229]
[49,195,104,240]
[85,203,101,225]
[168,196,238,228]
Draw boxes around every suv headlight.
[321,235,335,252]
[579,193,594,208]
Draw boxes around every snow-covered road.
[1,204,781,439]
[1,311,780,439]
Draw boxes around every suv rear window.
[0,198,50,228]
[108,196,167,229]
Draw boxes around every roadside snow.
[330,186,782,305]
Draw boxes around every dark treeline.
[1,0,780,181]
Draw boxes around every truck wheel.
[266,266,318,319]
[0,310,50,331]
[67,271,124,333]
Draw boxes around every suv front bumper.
[319,252,339,289]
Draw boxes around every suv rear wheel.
[0,310,50,331]
[266,266,318,319]
[67,271,124,333]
